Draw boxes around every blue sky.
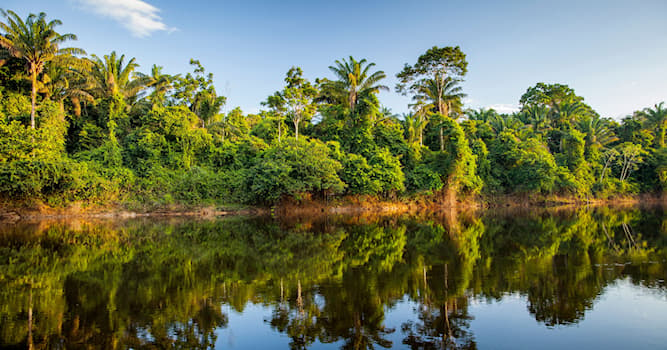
[3,0,667,118]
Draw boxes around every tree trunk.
[294,118,300,141]
[440,126,444,151]
[72,96,82,117]
[30,68,37,129]
[349,91,356,111]
[278,119,282,143]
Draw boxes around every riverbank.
[0,199,265,223]
[2,192,662,223]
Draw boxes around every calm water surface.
[1,206,666,349]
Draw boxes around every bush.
[406,164,443,193]
[244,137,345,204]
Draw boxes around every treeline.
[0,10,665,206]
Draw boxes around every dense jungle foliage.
[1,10,665,206]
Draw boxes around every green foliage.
[0,11,665,204]
[244,138,345,204]
[406,164,443,193]
[488,131,559,194]
[396,46,468,96]
[339,153,381,195]
[654,147,667,193]
[367,148,405,196]
[427,117,481,195]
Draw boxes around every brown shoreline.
[1,193,663,223]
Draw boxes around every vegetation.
[0,10,665,208]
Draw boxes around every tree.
[37,56,93,117]
[0,10,84,128]
[617,142,646,182]
[396,46,468,116]
[261,91,287,143]
[466,108,498,123]
[244,138,345,203]
[518,105,550,134]
[576,115,618,161]
[639,102,667,148]
[416,77,467,151]
[172,59,226,127]
[519,83,595,128]
[402,112,427,146]
[281,67,317,140]
[88,51,143,100]
[519,83,583,110]
[134,64,179,106]
[324,56,388,112]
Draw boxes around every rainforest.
[0,9,665,212]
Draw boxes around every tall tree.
[281,67,317,140]
[403,112,427,146]
[88,51,143,100]
[134,64,179,106]
[173,59,225,127]
[396,46,468,116]
[324,56,388,112]
[37,56,93,117]
[576,115,619,160]
[0,9,84,128]
[414,77,467,151]
[261,91,287,143]
[518,105,549,134]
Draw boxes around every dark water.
[1,207,666,349]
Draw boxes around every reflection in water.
[0,207,666,349]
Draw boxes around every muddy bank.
[0,200,264,223]
[1,193,664,223]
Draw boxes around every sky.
[3,0,667,119]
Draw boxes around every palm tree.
[414,77,466,150]
[403,112,428,146]
[466,108,498,123]
[191,87,225,128]
[519,105,550,134]
[326,56,388,112]
[640,102,667,148]
[38,56,93,117]
[553,101,590,127]
[0,10,84,128]
[134,64,179,106]
[414,77,466,117]
[489,114,523,135]
[375,106,398,127]
[88,51,144,100]
[576,115,619,152]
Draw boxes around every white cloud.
[73,0,172,37]
[462,97,475,105]
[487,103,520,114]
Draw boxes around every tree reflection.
[0,207,665,348]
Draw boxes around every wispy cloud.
[488,103,520,114]
[72,0,172,37]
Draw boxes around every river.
[1,206,665,349]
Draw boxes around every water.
[0,206,666,349]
